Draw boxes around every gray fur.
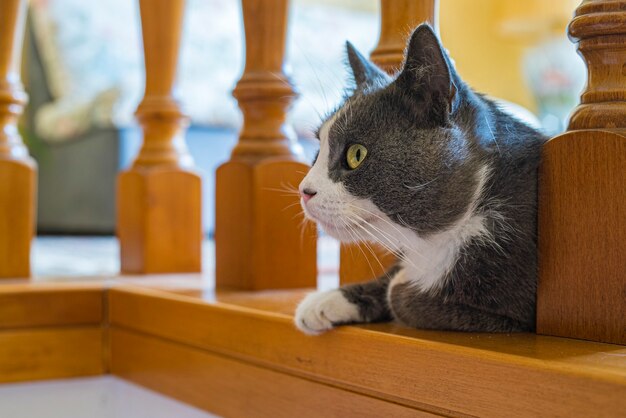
[320,25,546,332]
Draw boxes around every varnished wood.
[230,0,300,160]
[567,0,626,130]
[117,170,202,273]
[215,0,316,290]
[0,277,623,415]
[0,0,36,279]
[339,243,397,285]
[216,161,316,290]
[0,327,104,383]
[108,286,626,417]
[370,0,439,73]
[0,283,103,328]
[116,0,202,274]
[537,0,626,345]
[111,328,433,418]
[538,131,626,345]
[340,0,438,285]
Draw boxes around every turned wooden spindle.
[370,0,439,73]
[117,0,202,274]
[537,0,626,345]
[215,0,316,290]
[339,0,438,285]
[0,0,36,279]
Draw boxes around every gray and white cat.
[294,25,546,334]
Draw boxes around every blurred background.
[22,0,584,274]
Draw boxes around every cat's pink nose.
[301,188,317,203]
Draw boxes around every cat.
[294,24,546,335]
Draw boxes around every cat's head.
[299,25,484,249]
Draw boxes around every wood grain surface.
[0,327,104,383]
[0,0,36,279]
[117,168,202,273]
[216,160,317,290]
[215,0,317,290]
[538,131,626,345]
[0,278,624,416]
[116,0,202,274]
[339,243,397,285]
[111,328,435,418]
[0,283,103,329]
[370,0,439,73]
[567,0,626,130]
[109,286,626,418]
[537,0,626,345]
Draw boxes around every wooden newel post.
[339,0,438,285]
[0,0,36,278]
[215,0,316,290]
[537,0,626,345]
[117,0,202,274]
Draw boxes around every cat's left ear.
[396,24,458,123]
[346,41,389,91]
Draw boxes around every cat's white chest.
[389,166,491,292]
[394,210,489,292]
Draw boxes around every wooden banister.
[339,0,438,285]
[117,0,202,274]
[215,0,316,290]
[0,0,36,278]
[537,0,626,345]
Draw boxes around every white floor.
[0,376,219,418]
[32,236,342,278]
[31,235,340,289]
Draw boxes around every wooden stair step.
[108,284,626,418]
[1,278,624,416]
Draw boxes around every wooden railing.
[117,0,202,274]
[0,0,624,345]
[215,0,316,290]
[340,0,438,285]
[0,0,35,278]
[537,0,626,345]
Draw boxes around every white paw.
[294,289,361,335]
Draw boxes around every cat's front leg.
[388,278,531,332]
[294,265,401,335]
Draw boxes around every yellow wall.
[440,0,579,111]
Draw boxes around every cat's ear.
[346,41,388,90]
[396,24,458,123]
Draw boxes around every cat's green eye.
[346,144,368,169]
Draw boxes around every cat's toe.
[294,289,361,335]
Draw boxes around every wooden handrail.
[339,0,438,285]
[215,0,316,290]
[116,0,202,274]
[0,0,36,279]
[537,0,626,345]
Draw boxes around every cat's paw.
[294,289,361,335]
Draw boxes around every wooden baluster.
[117,0,202,273]
[340,0,438,285]
[0,0,36,278]
[537,0,626,345]
[370,0,439,73]
[215,0,317,290]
